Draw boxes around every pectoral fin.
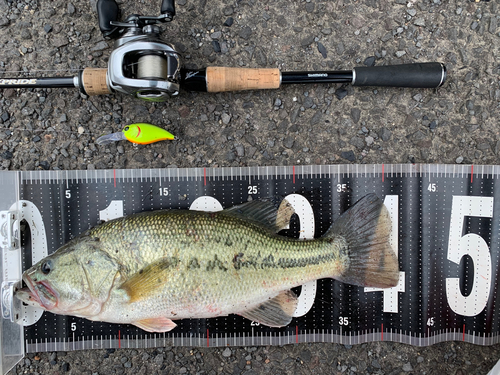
[239,290,298,327]
[119,257,179,302]
[133,317,177,332]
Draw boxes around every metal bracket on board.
[0,210,22,324]
[0,201,48,327]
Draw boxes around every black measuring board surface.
[9,164,500,351]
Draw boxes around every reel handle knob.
[97,0,120,36]
[161,0,175,17]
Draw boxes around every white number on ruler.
[283,194,316,317]
[250,321,260,326]
[248,186,258,194]
[65,190,71,198]
[339,317,349,326]
[364,195,405,313]
[427,317,435,326]
[99,200,124,221]
[446,196,493,316]
[159,188,169,196]
[337,184,347,192]
[427,183,437,192]
[71,322,77,331]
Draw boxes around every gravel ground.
[1,0,500,374]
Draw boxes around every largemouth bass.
[16,194,398,332]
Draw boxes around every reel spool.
[135,54,171,101]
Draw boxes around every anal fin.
[133,317,177,332]
[239,290,298,327]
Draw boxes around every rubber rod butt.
[352,62,446,88]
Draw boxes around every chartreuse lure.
[96,123,175,145]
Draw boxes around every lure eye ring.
[41,260,53,275]
[124,126,129,131]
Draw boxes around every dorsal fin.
[223,198,295,233]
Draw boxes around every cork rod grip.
[81,68,110,95]
[206,67,281,92]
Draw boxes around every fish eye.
[41,260,53,275]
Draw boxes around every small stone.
[407,8,417,17]
[300,35,315,46]
[1,113,9,122]
[67,3,75,14]
[239,26,252,40]
[351,108,361,123]
[341,151,356,162]
[365,136,374,146]
[414,18,425,27]
[61,362,70,372]
[274,98,282,107]
[283,137,295,149]
[395,50,406,58]
[235,145,245,157]
[349,136,365,149]
[317,42,327,58]
[59,114,67,122]
[221,113,231,124]
[222,348,232,358]
[78,126,85,134]
[223,17,234,27]
[363,56,376,66]
[212,41,221,53]
[413,93,423,101]
[335,87,348,100]
[33,135,41,143]
[380,128,392,141]
[402,362,413,372]
[211,31,222,40]
[91,41,109,51]
[2,151,14,160]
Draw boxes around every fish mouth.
[16,274,58,310]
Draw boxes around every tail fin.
[327,194,399,288]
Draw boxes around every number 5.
[445,196,493,316]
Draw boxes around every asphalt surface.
[1,0,500,374]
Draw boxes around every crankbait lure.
[96,123,175,145]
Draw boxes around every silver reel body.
[107,25,181,102]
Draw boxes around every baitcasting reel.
[94,0,181,102]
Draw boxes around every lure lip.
[95,131,127,145]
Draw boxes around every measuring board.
[1,164,500,371]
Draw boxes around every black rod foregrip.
[352,62,446,88]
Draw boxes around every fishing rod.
[0,0,446,103]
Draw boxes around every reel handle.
[161,0,175,17]
[97,0,120,36]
